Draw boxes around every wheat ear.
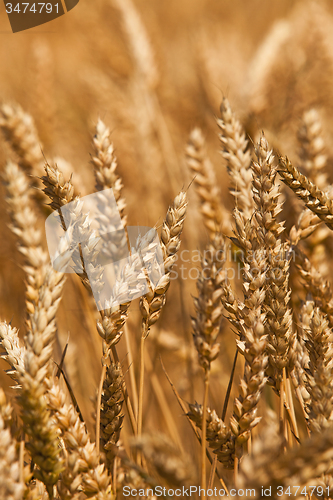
[42,158,137,438]
[192,233,225,497]
[239,422,333,498]
[112,0,158,89]
[0,103,44,173]
[91,119,129,276]
[217,97,253,220]
[3,161,49,327]
[131,433,194,487]
[0,389,25,500]
[301,302,333,433]
[17,214,76,495]
[278,156,333,231]
[192,235,225,372]
[47,384,111,500]
[252,136,294,386]
[188,403,234,470]
[295,247,333,329]
[92,119,126,220]
[18,264,69,496]
[298,108,328,190]
[137,191,187,458]
[297,109,332,281]
[186,128,229,238]
[140,191,187,333]
[229,212,268,459]
[3,160,71,493]
[100,361,124,472]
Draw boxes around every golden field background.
[1,0,333,488]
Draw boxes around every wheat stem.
[96,362,107,457]
[137,330,146,465]
[124,323,139,419]
[201,370,210,500]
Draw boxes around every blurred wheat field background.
[2,0,333,498]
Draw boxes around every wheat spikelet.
[24,481,49,500]
[289,208,322,245]
[220,281,243,333]
[217,97,253,220]
[0,388,14,429]
[42,163,103,294]
[0,322,25,383]
[97,249,149,352]
[289,309,310,404]
[3,160,73,493]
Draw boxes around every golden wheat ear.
[217,97,253,221]
[279,156,333,231]
[0,103,44,174]
[186,127,230,238]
